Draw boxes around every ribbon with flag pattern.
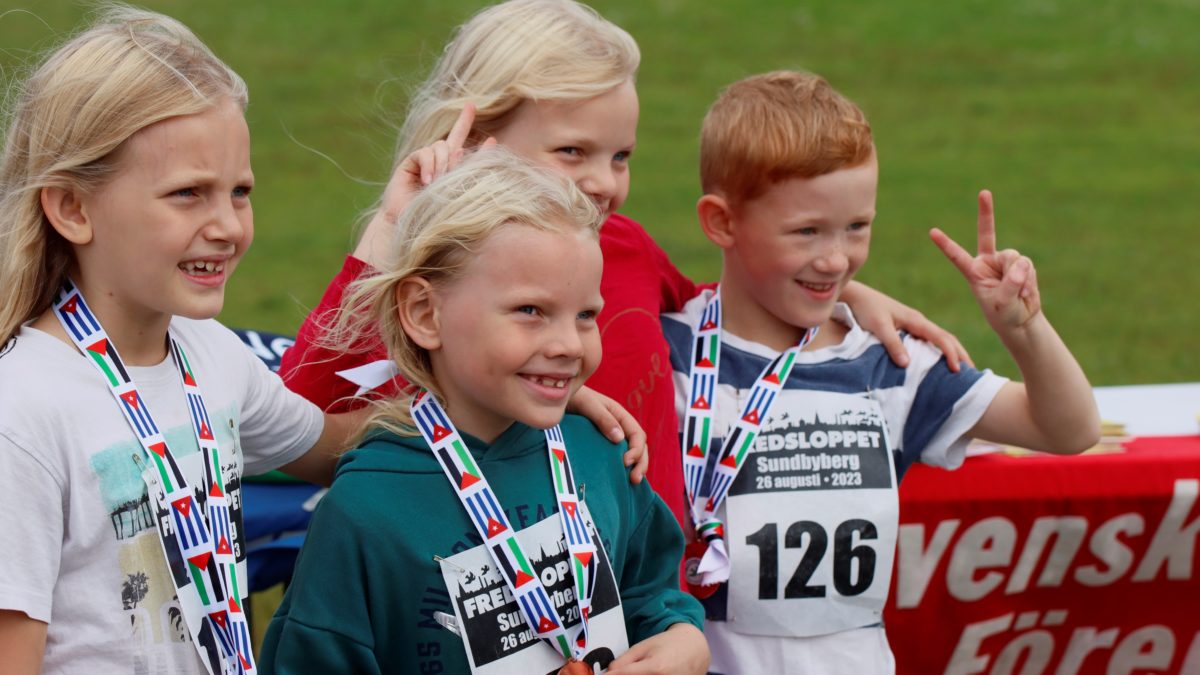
[412,391,597,665]
[681,288,817,586]
[53,279,254,675]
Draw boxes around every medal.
[683,540,719,599]
[558,659,592,675]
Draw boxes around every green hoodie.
[259,414,702,673]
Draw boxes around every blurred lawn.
[3,0,1197,385]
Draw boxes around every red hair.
[700,71,874,207]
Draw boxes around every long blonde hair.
[0,6,247,342]
[395,0,640,160]
[334,146,602,437]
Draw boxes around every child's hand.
[380,104,479,222]
[354,105,495,264]
[606,623,709,674]
[930,190,1042,334]
[841,281,974,371]
[566,386,649,483]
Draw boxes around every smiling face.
[427,222,604,442]
[718,156,878,351]
[490,80,638,218]
[72,99,253,342]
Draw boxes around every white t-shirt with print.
[0,318,323,674]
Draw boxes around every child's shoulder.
[335,428,444,479]
[0,326,88,406]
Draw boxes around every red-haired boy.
[661,71,1099,673]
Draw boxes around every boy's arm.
[0,610,46,675]
[931,190,1100,454]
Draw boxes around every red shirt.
[279,213,699,527]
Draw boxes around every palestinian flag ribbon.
[681,287,817,578]
[412,392,595,663]
[53,280,254,675]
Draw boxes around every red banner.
[886,436,1200,675]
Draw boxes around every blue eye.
[849,221,870,231]
[613,151,631,163]
[173,187,198,198]
[577,310,597,321]
[233,185,253,198]
[516,305,538,315]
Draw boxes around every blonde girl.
[261,147,708,674]
[0,8,354,672]
[279,0,972,530]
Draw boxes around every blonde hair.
[0,6,247,342]
[335,146,603,438]
[700,71,874,208]
[395,0,640,160]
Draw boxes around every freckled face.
[720,158,878,349]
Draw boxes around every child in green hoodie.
[259,147,707,674]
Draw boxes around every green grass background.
[3,0,1197,385]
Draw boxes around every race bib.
[723,390,899,637]
[439,508,628,674]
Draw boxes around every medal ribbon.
[681,288,817,585]
[53,280,254,675]
[412,391,597,663]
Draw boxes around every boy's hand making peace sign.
[930,190,1042,335]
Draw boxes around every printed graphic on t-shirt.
[440,509,627,674]
[721,390,899,638]
[89,403,248,671]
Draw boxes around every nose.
[545,316,585,361]
[206,198,249,246]
[578,161,617,209]
[813,237,850,276]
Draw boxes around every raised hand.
[380,103,479,222]
[355,104,495,264]
[929,190,1041,333]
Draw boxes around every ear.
[697,194,736,249]
[395,276,442,351]
[40,185,94,245]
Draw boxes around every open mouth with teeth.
[521,374,572,389]
[179,260,225,276]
